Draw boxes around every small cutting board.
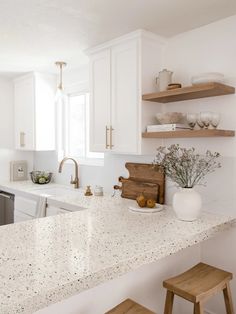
[119,162,165,204]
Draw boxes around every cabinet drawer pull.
[110,126,114,149]
[20,132,25,147]
[105,126,110,149]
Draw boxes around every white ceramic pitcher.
[156,69,173,91]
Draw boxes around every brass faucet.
[58,157,79,189]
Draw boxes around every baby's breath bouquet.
[153,144,221,188]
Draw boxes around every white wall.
[34,150,155,192]
[0,77,33,181]
[161,15,236,207]
[162,15,236,313]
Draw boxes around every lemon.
[38,177,46,184]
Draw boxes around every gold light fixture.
[55,61,67,104]
[55,61,67,156]
[55,61,67,90]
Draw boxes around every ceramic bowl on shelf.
[191,72,224,85]
[156,112,186,125]
[167,83,182,90]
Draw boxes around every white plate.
[129,203,164,213]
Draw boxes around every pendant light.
[55,61,67,103]
[55,61,67,159]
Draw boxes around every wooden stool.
[163,262,234,314]
[106,298,156,314]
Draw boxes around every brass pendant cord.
[59,63,63,90]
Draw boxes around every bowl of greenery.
[30,171,53,184]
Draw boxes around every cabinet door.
[14,73,56,151]
[111,40,140,154]
[14,76,35,150]
[14,75,35,150]
[35,73,56,151]
[89,49,111,152]
[14,196,38,217]
[46,206,70,217]
[14,211,34,223]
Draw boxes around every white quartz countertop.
[0,181,236,314]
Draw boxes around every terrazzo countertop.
[0,181,236,314]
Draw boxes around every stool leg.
[223,282,235,314]
[164,290,174,314]
[193,302,204,314]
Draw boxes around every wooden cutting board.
[121,181,159,201]
[119,162,165,204]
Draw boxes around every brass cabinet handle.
[20,132,25,147]
[105,126,110,149]
[110,125,114,149]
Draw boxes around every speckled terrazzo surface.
[0,181,236,314]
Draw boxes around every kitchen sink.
[31,186,81,197]
[31,185,86,212]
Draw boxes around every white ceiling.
[1,0,236,75]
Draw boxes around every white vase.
[172,188,202,221]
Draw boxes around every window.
[57,90,104,165]
[66,93,87,157]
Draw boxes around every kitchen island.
[0,182,235,314]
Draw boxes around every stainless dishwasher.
[0,191,14,226]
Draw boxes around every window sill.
[78,158,104,167]
[57,157,104,167]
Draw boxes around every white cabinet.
[46,205,71,217]
[14,211,34,223]
[89,39,140,154]
[111,40,140,154]
[14,76,35,150]
[88,30,165,155]
[14,195,38,222]
[89,50,111,152]
[14,72,56,151]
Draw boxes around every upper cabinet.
[89,41,139,154]
[111,40,139,154]
[89,49,111,152]
[14,72,56,151]
[87,30,166,155]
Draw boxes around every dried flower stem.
[153,144,221,188]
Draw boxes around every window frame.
[57,81,104,167]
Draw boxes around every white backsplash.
[33,150,236,212]
[34,151,155,194]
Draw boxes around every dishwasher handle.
[0,192,14,200]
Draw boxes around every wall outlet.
[10,160,28,181]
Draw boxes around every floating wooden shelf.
[142,129,235,139]
[142,82,235,103]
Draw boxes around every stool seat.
[106,299,155,314]
[163,262,233,303]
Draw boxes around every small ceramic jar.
[94,185,104,196]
